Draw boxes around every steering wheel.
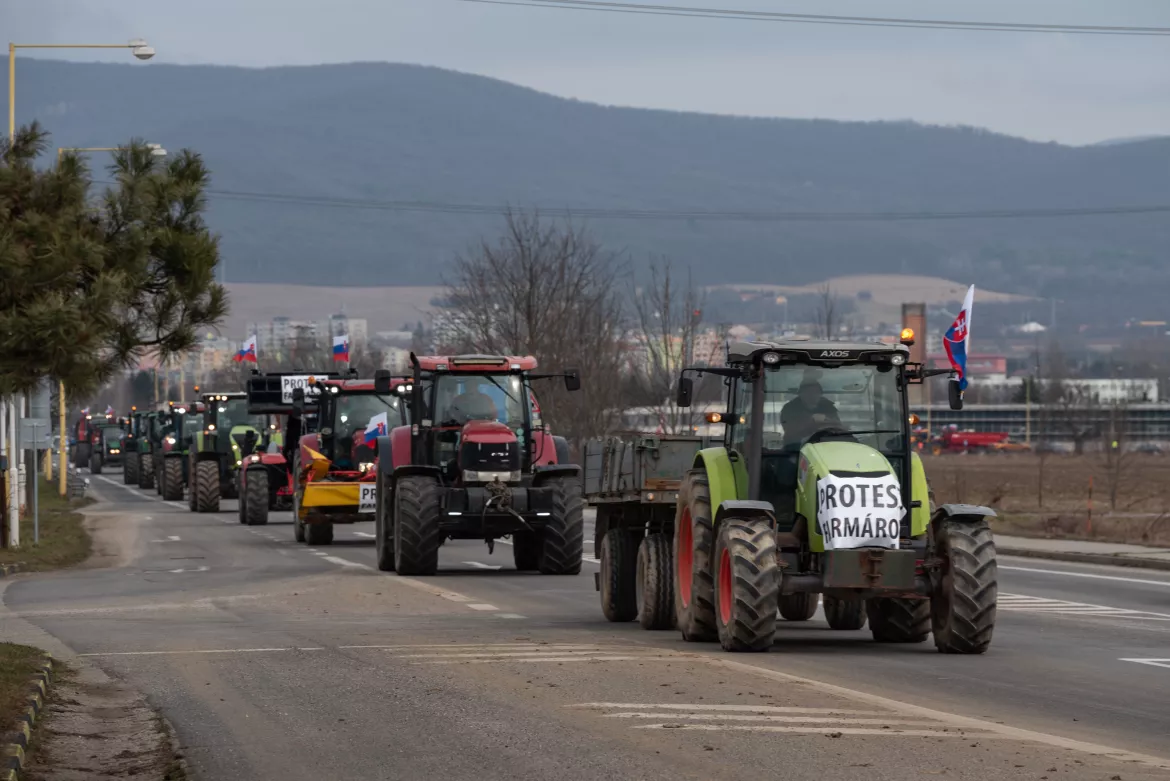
[804,426,856,446]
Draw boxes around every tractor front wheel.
[537,477,584,575]
[394,474,441,575]
[193,460,220,512]
[305,520,334,545]
[931,517,997,654]
[824,596,867,630]
[123,452,137,484]
[599,530,637,622]
[674,470,718,642]
[89,452,102,475]
[713,518,779,652]
[375,472,395,571]
[636,533,675,630]
[244,468,269,526]
[163,457,184,501]
[138,453,154,490]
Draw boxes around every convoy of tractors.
[70,333,999,655]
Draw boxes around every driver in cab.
[781,379,841,446]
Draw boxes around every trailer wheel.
[375,472,395,571]
[823,595,867,630]
[244,468,269,526]
[511,532,540,572]
[674,470,718,642]
[306,520,334,546]
[394,474,441,575]
[713,517,778,652]
[599,530,637,622]
[138,453,154,490]
[193,460,220,512]
[163,457,184,501]
[867,597,929,643]
[636,534,675,630]
[89,452,102,475]
[931,517,997,654]
[779,593,818,621]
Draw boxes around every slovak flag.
[363,412,388,445]
[80,407,90,415]
[233,335,258,364]
[104,405,114,416]
[332,334,350,363]
[944,285,975,391]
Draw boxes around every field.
[923,452,1170,546]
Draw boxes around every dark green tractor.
[122,409,145,485]
[671,337,996,654]
[188,392,269,513]
[155,403,204,500]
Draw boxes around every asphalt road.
[4,468,1169,780]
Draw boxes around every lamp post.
[52,144,167,497]
[9,39,154,138]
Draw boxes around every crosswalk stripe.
[998,592,1170,620]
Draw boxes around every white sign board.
[280,375,322,404]
[358,483,377,513]
[816,473,906,550]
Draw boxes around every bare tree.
[628,257,706,434]
[815,283,851,339]
[441,209,628,445]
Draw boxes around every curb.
[998,546,1170,572]
[2,654,53,781]
[0,564,23,579]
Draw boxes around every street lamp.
[8,38,156,138]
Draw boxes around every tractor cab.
[308,372,411,476]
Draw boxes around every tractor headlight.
[207,424,216,431]
[236,459,242,466]
[109,448,120,454]
[890,354,907,366]
[165,437,176,445]
[762,352,780,365]
[359,462,375,473]
[250,454,262,463]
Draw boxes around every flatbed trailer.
[583,434,715,629]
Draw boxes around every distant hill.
[12,59,1170,322]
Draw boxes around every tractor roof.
[727,339,909,365]
[201,391,246,400]
[317,377,411,394]
[413,353,538,372]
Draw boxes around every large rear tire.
[713,518,779,652]
[393,474,441,575]
[162,457,184,501]
[511,531,540,571]
[137,453,154,490]
[779,593,818,622]
[824,595,867,630]
[867,597,930,643]
[931,518,997,654]
[538,477,584,575]
[123,450,137,484]
[637,533,675,630]
[375,472,395,571]
[89,452,102,475]
[673,470,718,642]
[193,460,220,512]
[244,469,269,526]
[306,520,334,546]
[599,530,637,622]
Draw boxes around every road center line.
[1000,564,1170,588]
[79,647,324,657]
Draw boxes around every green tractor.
[187,391,270,513]
[134,411,164,490]
[154,403,203,500]
[122,409,145,485]
[672,337,996,654]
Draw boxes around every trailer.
[583,434,715,629]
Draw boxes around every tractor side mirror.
[374,369,392,395]
[948,379,964,411]
[292,387,305,414]
[676,377,694,408]
[564,368,581,392]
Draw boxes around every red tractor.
[372,353,583,576]
[290,370,412,545]
[238,371,340,527]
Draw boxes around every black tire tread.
[674,470,718,642]
[932,519,997,654]
[244,468,269,526]
[138,453,154,489]
[394,475,441,575]
[600,530,638,622]
[715,518,779,652]
[305,520,334,545]
[163,457,184,501]
[637,534,675,630]
[512,531,540,571]
[89,453,102,475]
[538,477,584,575]
[824,595,867,630]
[779,593,818,622]
[375,472,395,571]
[867,597,930,642]
[193,460,220,512]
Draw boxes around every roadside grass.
[0,643,48,740]
[0,477,93,571]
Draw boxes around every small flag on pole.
[363,412,388,445]
[233,335,258,364]
[944,285,975,391]
[332,334,350,363]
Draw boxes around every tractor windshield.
[214,398,266,431]
[433,374,527,429]
[752,363,905,454]
[335,393,403,440]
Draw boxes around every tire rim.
[718,546,732,625]
[678,507,693,608]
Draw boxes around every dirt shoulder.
[0,641,47,736]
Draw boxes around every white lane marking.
[340,643,600,650]
[396,650,615,659]
[463,561,502,570]
[418,656,674,665]
[572,703,890,715]
[150,536,182,542]
[353,532,376,538]
[79,647,324,657]
[321,556,372,570]
[606,713,941,726]
[998,592,1170,620]
[633,724,1003,737]
[494,537,600,564]
[466,603,499,611]
[496,613,526,619]
[391,577,478,603]
[708,657,1170,769]
[1001,564,1170,588]
[1120,658,1170,669]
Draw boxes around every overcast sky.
[6,0,1169,144]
